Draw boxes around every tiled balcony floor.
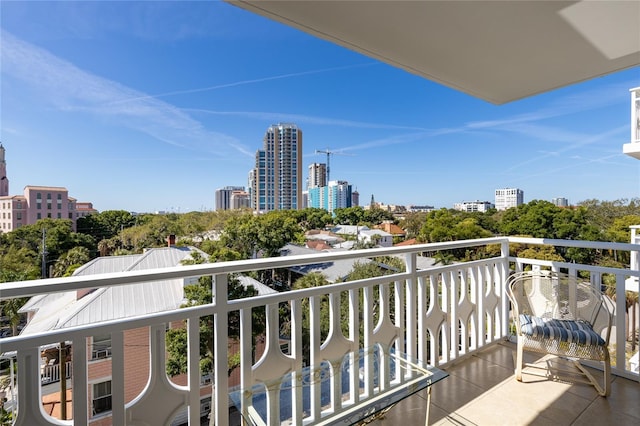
[376,341,640,426]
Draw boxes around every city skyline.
[1,1,639,213]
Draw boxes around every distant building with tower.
[0,143,8,197]
[250,123,303,212]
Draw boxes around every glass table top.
[229,345,448,425]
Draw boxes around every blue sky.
[1,1,639,213]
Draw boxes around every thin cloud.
[183,108,432,131]
[505,125,628,173]
[109,63,379,105]
[468,80,633,130]
[0,30,252,158]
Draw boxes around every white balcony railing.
[0,237,638,425]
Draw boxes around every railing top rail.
[0,237,508,300]
[507,236,640,251]
[0,256,504,354]
[509,256,640,278]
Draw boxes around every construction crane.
[314,148,352,183]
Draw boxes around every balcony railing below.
[0,237,637,425]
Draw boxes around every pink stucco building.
[0,186,79,232]
[0,144,96,233]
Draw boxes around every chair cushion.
[519,314,606,346]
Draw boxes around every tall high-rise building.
[251,123,303,212]
[215,186,245,211]
[308,180,352,214]
[495,188,524,211]
[0,142,9,197]
[308,163,327,189]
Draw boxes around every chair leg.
[572,351,611,397]
[515,337,524,381]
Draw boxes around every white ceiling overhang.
[228,0,640,104]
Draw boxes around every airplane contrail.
[108,62,378,105]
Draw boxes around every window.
[92,380,112,415]
[57,213,61,219]
[37,203,41,210]
[37,213,41,219]
[91,334,112,360]
[16,212,22,220]
[17,202,22,209]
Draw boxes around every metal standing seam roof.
[331,225,369,235]
[19,247,205,334]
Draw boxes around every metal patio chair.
[506,270,613,396]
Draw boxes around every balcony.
[0,237,638,425]
[622,87,640,160]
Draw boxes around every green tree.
[399,212,427,239]
[0,246,40,280]
[254,211,304,257]
[499,200,560,238]
[77,210,135,242]
[362,207,395,226]
[0,271,30,336]
[294,208,332,231]
[333,207,366,226]
[419,210,492,243]
[220,212,259,259]
[52,246,91,277]
[3,219,96,276]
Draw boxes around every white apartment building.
[552,197,569,207]
[454,200,494,212]
[495,188,524,211]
